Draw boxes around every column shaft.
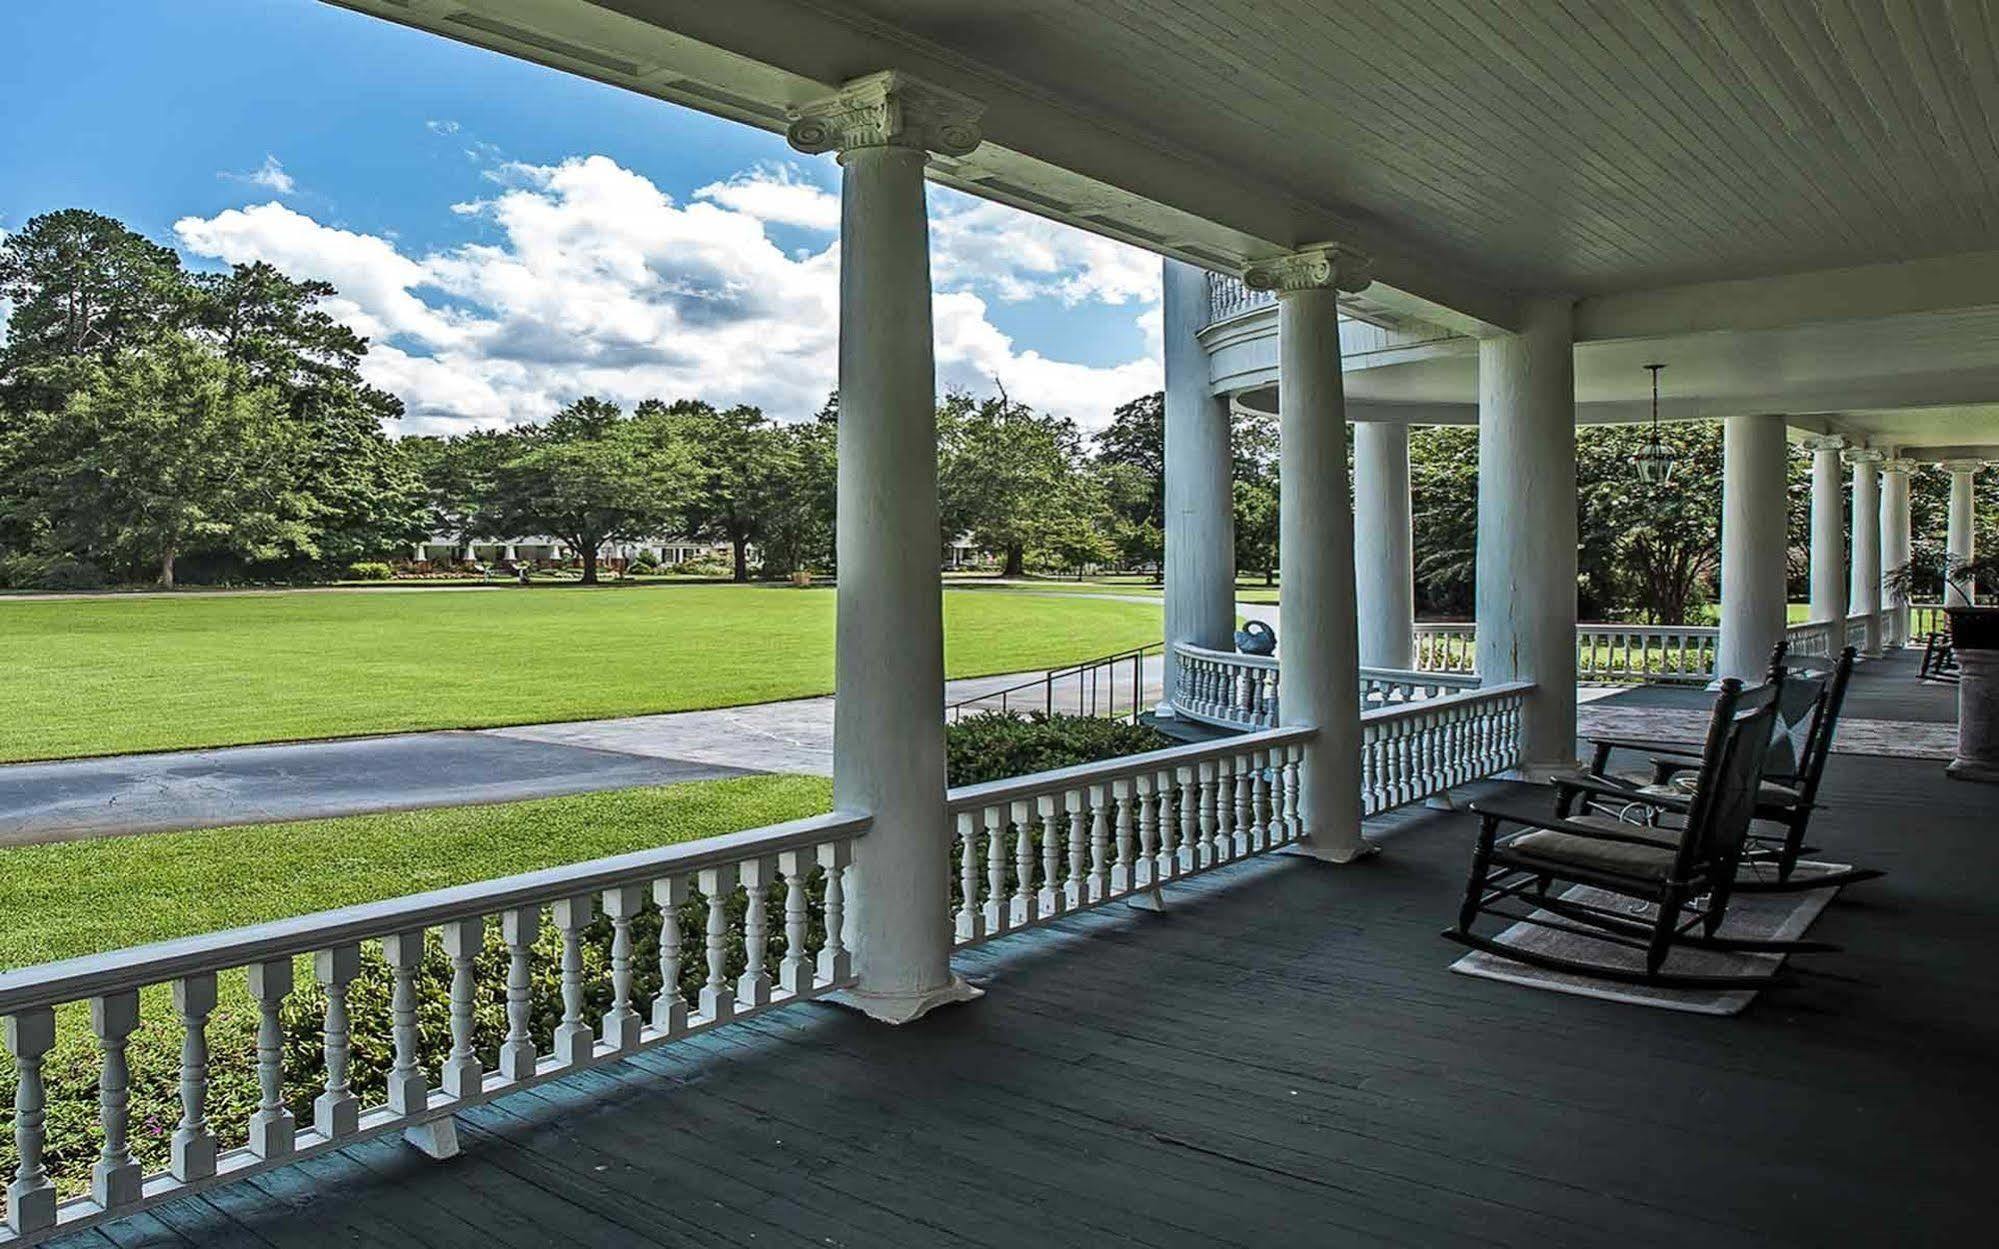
[1475,296,1578,775]
[1162,259,1236,710]
[1354,420,1415,670]
[1946,465,1978,608]
[1880,461,1914,646]
[1848,451,1883,654]
[828,143,971,1022]
[1715,416,1790,682]
[1808,437,1849,624]
[1275,285,1364,860]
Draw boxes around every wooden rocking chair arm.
[1468,797,1686,848]
[1550,775,1693,814]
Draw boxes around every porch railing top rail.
[1172,641,1482,689]
[1360,678,1534,719]
[946,724,1315,814]
[0,810,869,1017]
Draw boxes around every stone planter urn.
[1946,606,1999,783]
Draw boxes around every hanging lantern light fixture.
[1634,363,1676,486]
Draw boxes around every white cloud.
[929,188,1158,307]
[221,155,297,196]
[173,154,1159,436]
[693,163,839,232]
[425,119,461,135]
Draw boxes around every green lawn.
[0,773,831,970]
[0,583,1160,761]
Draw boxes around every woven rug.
[1448,863,1848,1015]
[1576,705,1955,761]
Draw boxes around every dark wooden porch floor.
[60,654,1995,1248]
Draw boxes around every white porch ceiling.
[327,0,1999,446]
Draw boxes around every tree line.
[5,209,1988,609]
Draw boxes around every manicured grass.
[0,774,832,970]
[0,583,1160,761]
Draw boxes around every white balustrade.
[1173,642,1477,731]
[1203,271,1277,325]
[1784,619,1837,657]
[1843,612,1871,651]
[1415,622,1720,683]
[0,811,866,1247]
[1412,623,1478,674]
[947,727,1312,947]
[1359,682,1532,815]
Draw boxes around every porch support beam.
[1354,420,1415,670]
[1806,436,1849,625]
[1246,246,1370,862]
[1847,449,1885,655]
[1162,259,1237,711]
[1716,416,1790,683]
[1944,460,1981,608]
[1881,458,1915,647]
[1475,296,1578,776]
[790,71,983,1023]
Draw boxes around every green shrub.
[345,561,394,581]
[945,711,1170,786]
[1,556,108,591]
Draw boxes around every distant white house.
[411,534,732,567]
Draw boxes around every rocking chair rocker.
[1559,645,1878,893]
[1444,678,1827,990]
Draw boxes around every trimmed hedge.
[945,711,1170,786]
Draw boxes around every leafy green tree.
[757,404,838,577]
[487,399,696,584]
[938,392,1094,578]
[402,429,515,553]
[1093,393,1165,571]
[0,210,188,380]
[1409,425,1479,616]
[20,338,311,586]
[1231,411,1280,584]
[641,399,789,581]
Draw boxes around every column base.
[1945,758,1999,784]
[832,974,983,1025]
[1280,837,1379,864]
[403,1117,460,1160]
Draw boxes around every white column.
[1944,460,1981,608]
[1353,420,1414,670]
[1475,296,1578,776]
[1161,258,1236,711]
[1245,247,1369,862]
[1715,416,1790,683]
[1880,458,1915,646]
[789,72,983,1023]
[1847,449,1884,654]
[1806,435,1848,624]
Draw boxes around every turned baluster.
[314,945,361,1140]
[1281,747,1302,841]
[1198,760,1221,866]
[500,906,541,1078]
[432,917,483,1091]
[168,973,220,1183]
[697,864,738,1021]
[1012,799,1037,926]
[1109,778,1137,895]
[983,803,1010,934]
[816,840,852,984]
[90,991,142,1210]
[552,895,597,1066]
[595,887,642,1050]
[6,1008,57,1234]
[1233,754,1255,856]
[1037,793,1066,916]
[247,959,295,1158]
[652,876,689,1033]
[777,850,814,994]
[1066,787,1090,908]
[1133,772,1160,890]
[736,859,774,1008]
[1251,748,1273,850]
[1175,765,1199,875]
[381,930,429,1115]
[956,810,985,943]
[1087,782,1112,902]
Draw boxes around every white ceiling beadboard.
[836,0,1999,295]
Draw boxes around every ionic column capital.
[1844,447,1885,466]
[1941,458,1987,475]
[786,71,984,159]
[1802,434,1847,453]
[1242,246,1373,296]
[1881,457,1918,474]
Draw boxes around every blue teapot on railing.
[1235,620,1276,656]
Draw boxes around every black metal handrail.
[945,641,1163,723]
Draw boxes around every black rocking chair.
[1560,645,1878,893]
[1919,631,1960,683]
[1445,678,1825,990]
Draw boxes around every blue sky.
[0,0,1160,433]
